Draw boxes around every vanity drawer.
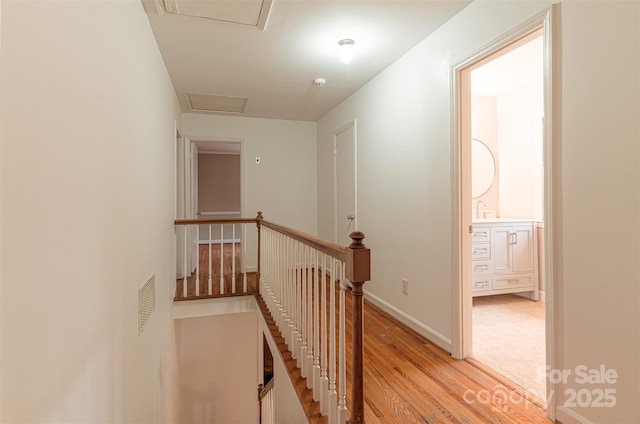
[472,276,492,292]
[472,260,491,274]
[493,273,535,291]
[472,243,491,259]
[472,227,491,242]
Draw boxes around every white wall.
[318,0,555,351]
[555,2,640,422]
[173,296,307,424]
[175,313,258,424]
[182,114,318,270]
[497,85,544,219]
[471,95,499,214]
[318,0,640,421]
[0,1,181,422]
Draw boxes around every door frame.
[333,120,358,243]
[450,7,559,419]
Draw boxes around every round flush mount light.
[313,78,327,87]
[338,39,355,64]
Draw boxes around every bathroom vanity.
[471,219,538,298]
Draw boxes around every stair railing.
[173,216,259,299]
[258,212,370,424]
[258,379,275,424]
[174,212,371,424]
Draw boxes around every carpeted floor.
[472,294,546,402]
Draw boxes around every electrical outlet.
[401,278,409,295]
[255,156,261,164]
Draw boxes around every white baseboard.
[556,406,594,424]
[364,291,452,352]
[540,290,546,303]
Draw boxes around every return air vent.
[139,274,156,335]
[187,93,249,114]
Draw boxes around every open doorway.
[453,17,555,409]
[469,31,546,403]
[195,141,241,222]
[195,141,243,288]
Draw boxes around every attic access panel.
[164,0,272,30]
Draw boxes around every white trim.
[198,151,240,156]
[555,407,594,424]
[542,6,560,421]
[199,211,241,216]
[198,238,241,245]
[365,291,452,352]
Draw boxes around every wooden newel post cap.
[256,211,263,227]
[346,231,370,283]
[349,231,366,249]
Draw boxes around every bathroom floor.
[472,294,546,403]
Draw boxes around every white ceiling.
[143,0,472,122]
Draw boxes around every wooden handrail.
[258,378,275,401]
[174,217,258,225]
[260,220,347,262]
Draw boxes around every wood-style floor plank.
[175,243,257,300]
[257,278,551,424]
[177,259,550,423]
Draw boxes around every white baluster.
[338,262,347,423]
[306,244,314,388]
[219,224,225,295]
[290,238,296,353]
[195,225,200,296]
[232,224,236,293]
[320,254,329,415]
[182,226,188,298]
[293,240,300,366]
[277,233,283,328]
[242,223,248,292]
[313,249,321,401]
[328,258,338,422]
[265,228,271,309]
[300,243,308,378]
[288,238,295,356]
[208,224,212,296]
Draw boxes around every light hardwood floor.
[260,286,551,424]
[177,249,550,423]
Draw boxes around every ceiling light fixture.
[338,39,355,64]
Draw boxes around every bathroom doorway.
[469,31,546,403]
[454,21,552,408]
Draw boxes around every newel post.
[346,231,370,424]
[256,211,263,282]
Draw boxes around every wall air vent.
[187,93,249,114]
[139,274,156,335]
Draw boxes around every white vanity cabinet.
[472,220,538,298]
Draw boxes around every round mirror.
[472,139,495,198]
